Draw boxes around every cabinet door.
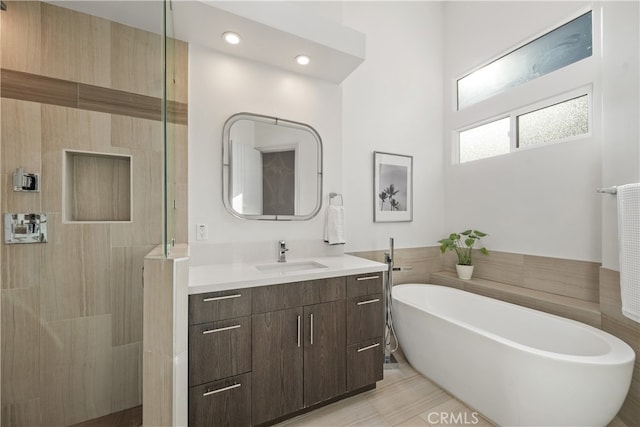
[304,300,346,407]
[252,307,304,425]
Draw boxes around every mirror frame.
[222,112,323,221]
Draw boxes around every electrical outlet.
[196,223,208,241]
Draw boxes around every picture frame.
[373,151,413,222]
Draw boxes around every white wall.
[443,1,605,262]
[188,44,342,249]
[342,1,445,252]
[189,1,446,257]
[600,1,640,270]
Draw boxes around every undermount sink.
[256,260,328,274]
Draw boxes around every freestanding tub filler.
[392,284,635,426]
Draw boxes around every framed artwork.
[373,151,413,222]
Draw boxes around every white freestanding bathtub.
[392,284,635,427]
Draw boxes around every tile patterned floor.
[276,351,496,427]
[276,350,629,427]
[74,349,630,427]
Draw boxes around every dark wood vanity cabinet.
[189,273,383,427]
[188,289,253,427]
[345,273,384,392]
[251,278,346,425]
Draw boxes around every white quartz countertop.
[189,254,387,294]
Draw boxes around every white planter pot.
[456,264,474,280]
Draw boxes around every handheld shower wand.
[384,237,399,367]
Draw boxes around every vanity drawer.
[346,338,383,391]
[346,273,383,298]
[252,277,346,314]
[189,316,251,386]
[347,293,384,345]
[189,373,251,427]
[189,288,252,325]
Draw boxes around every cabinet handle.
[357,298,380,306]
[202,324,241,335]
[357,343,380,353]
[356,275,379,281]
[310,313,314,345]
[203,294,241,302]
[297,315,301,348]
[203,383,241,397]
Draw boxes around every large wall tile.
[1,398,42,427]
[39,214,85,322]
[473,251,524,286]
[1,288,40,404]
[110,150,163,247]
[40,149,62,214]
[111,115,162,153]
[523,255,599,302]
[1,243,44,290]
[111,246,151,346]
[167,39,189,103]
[0,1,41,73]
[41,105,112,153]
[111,342,142,413]
[40,4,111,86]
[1,99,42,214]
[39,315,113,426]
[111,22,162,98]
[81,224,111,316]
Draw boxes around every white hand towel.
[324,205,346,245]
[618,182,640,322]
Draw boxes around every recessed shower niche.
[63,150,132,223]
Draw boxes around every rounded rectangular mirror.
[222,113,323,220]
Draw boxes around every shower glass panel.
[457,11,592,110]
[163,0,176,256]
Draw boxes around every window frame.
[449,6,598,165]
[455,85,593,164]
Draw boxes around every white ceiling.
[46,1,366,83]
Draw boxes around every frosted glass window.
[517,95,589,147]
[457,12,592,109]
[459,117,510,163]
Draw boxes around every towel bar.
[329,192,343,205]
[597,186,618,195]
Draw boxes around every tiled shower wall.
[0,2,188,425]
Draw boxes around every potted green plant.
[438,230,489,279]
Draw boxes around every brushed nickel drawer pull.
[297,315,301,348]
[203,383,241,397]
[357,298,380,306]
[203,294,241,302]
[357,343,380,353]
[310,313,314,345]
[356,275,379,281]
[202,324,241,335]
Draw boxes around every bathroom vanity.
[187,255,387,426]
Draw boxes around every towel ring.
[329,192,343,206]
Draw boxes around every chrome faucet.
[278,240,289,263]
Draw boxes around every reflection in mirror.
[222,113,323,220]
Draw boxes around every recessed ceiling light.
[295,55,310,66]
[222,32,241,45]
